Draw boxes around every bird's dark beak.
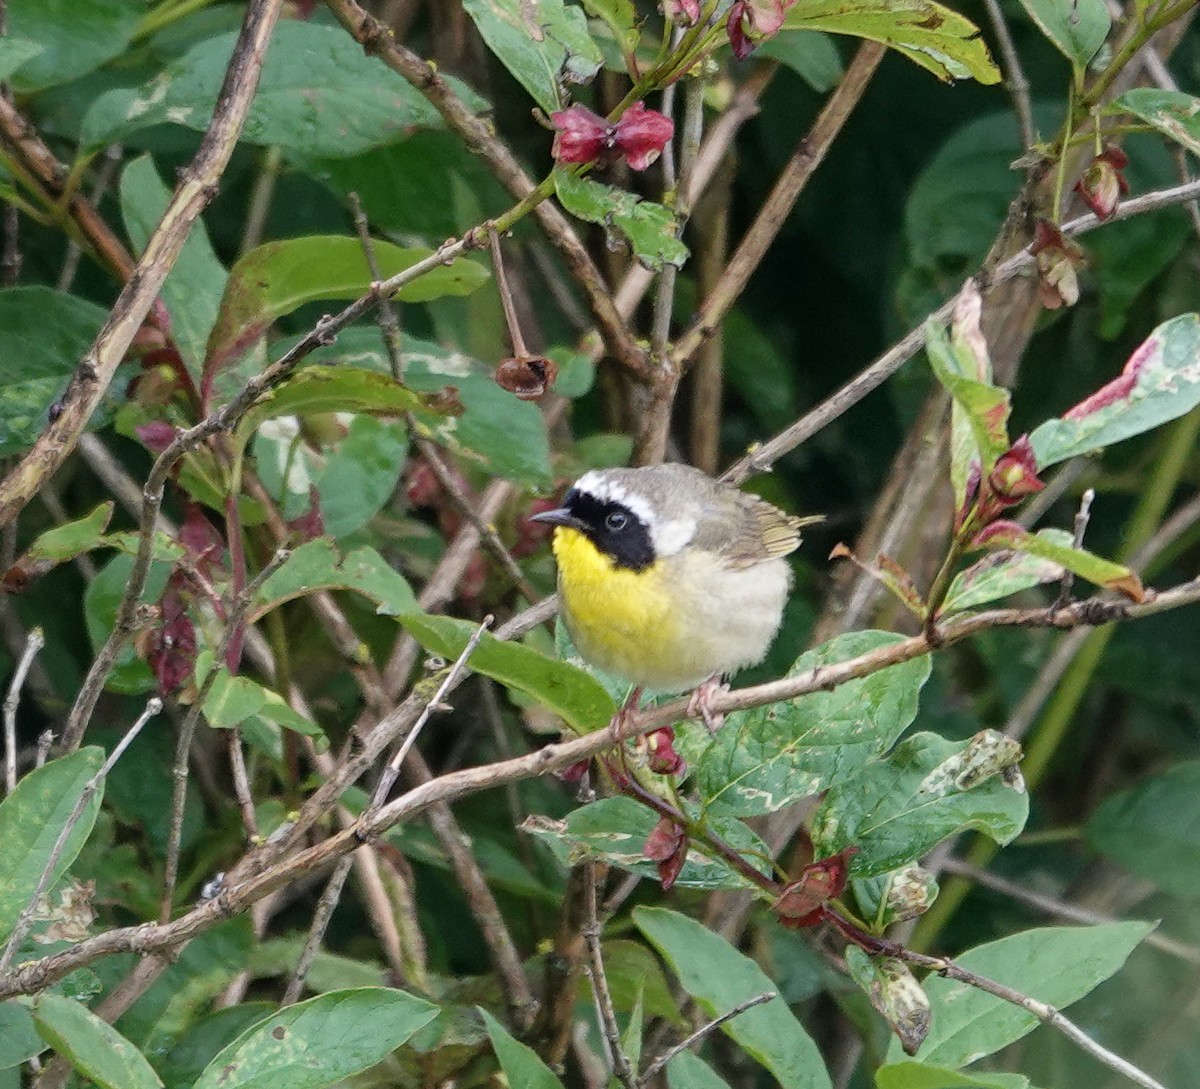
[529,507,587,532]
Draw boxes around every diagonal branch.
[0,0,286,531]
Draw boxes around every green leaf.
[0,748,105,944]
[891,922,1154,1066]
[463,0,602,113]
[635,907,831,1089]
[192,987,438,1089]
[480,1008,566,1089]
[668,1051,736,1089]
[250,538,419,620]
[0,38,43,84]
[759,31,845,92]
[1016,0,1111,70]
[581,0,640,57]
[31,994,162,1089]
[234,366,423,450]
[876,1061,1028,1089]
[156,1004,275,1089]
[201,662,326,746]
[81,23,481,157]
[971,522,1143,601]
[783,1,1000,85]
[0,288,107,457]
[943,529,1072,612]
[121,155,227,381]
[1029,314,1200,468]
[315,417,409,539]
[403,339,553,487]
[208,237,488,372]
[554,170,689,271]
[813,731,1029,877]
[925,315,1010,506]
[7,0,138,92]
[524,796,771,890]
[84,554,173,694]
[697,632,932,817]
[1115,89,1200,156]
[3,502,114,587]
[0,999,42,1069]
[398,614,616,734]
[1087,761,1200,899]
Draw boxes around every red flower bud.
[644,817,688,890]
[135,420,178,455]
[1074,145,1129,221]
[1031,219,1085,310]
[644,726,686,776]
[987,435,1044,502]
[663,0,701,25]
[550,102,674,171]
[771,847,857,928]
[726,0,793,59]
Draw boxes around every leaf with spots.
[1029,313,1200,468]
[812,731,1029,877]
[191,987,437,1089]
[30,993,162,1089]
[523,796,771,890]
[696,631,931,818]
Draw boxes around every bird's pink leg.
[687,676,729,733]
[609,686,644,744]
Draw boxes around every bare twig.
[982,0,1035,149]
[3,627,42,794]
[639,991,777,1085]
[583,862,636,1089]
[160,548,291,924]
[57,145,123,292]
[323,0,650,379]
[671,41,887,370]
[939,858,1200,967]
[0,0,286,530]
[349,190,403,379]
[1056,488,1096,607]
[368,615,492,809]
[227,728,258,840]
[0,697,162,974]
[723,176,1200,484]
[282,855,355,1005]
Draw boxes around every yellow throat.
[551,526,682,687]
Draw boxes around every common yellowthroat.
[531,464,816,707]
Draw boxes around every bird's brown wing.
[724,493,822,567]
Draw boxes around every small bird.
[531,463,817,725]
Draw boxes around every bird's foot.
[687,677,728,734]
[608,686,644,746]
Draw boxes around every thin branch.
[368,615,492,809]
[349,190,403,379]
[322,0,650,379]
[723,176,1200,484]
[282,854,354,1005]
[583,862,636,1089]
[8,576,1200,1001]
[3,626,42,794]
[982,0,1035,149]
[939,857,1200,967]
[227,727,258,839]
[1056,488,1095,607]
[0,697,162,975]
[57,145,123,292]
[639,991,776,1085]
[160,548,291,924]
[671,40,887,370]
[0,0,286,531]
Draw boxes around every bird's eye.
[605,511,628,532]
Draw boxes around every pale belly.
[554,529,791,693]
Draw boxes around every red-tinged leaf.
[179,503,225,574]
[148,573,198,693]
[1030,314,1200,467]
[829,543,924,617]
[286,485,325,542]
[971,521,1145,601]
